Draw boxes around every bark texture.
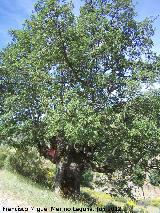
[54,160,81,197]
[37,137,94,197]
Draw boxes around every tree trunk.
[54,159,81,197]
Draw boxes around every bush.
[149,170,160,186]
[81,170,93,187]
[81,188,112,207]
[0,145,11,168]
[122,200,148,213]
[4,147,56,188]
[104,202,120,212]
[123,200,136,212]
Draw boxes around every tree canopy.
[0,0,160,197]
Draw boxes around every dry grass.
[1,169,160,213]
[0,170,86,212]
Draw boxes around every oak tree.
[0,0,159,197]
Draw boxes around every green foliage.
[81,170,93,187]
[82,188,112,207]
[104,202,120,212]
[4,147,56,188]
[131,166,146,187]
[124,201,149,213]
[149,170,160,186]
[0,145,10,168]
[123,200,136,212]
[81,188,148,212]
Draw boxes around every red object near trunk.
[47,148,57,159]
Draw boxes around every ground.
[0,192,37,213]
[0,171,36,213]
[0,170,160,213]
[0,170,85,213]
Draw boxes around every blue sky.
[0,0,159,54]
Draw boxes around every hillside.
[0,170,87,213]
[0,170,160,213]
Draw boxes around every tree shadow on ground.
[73,191,97,207]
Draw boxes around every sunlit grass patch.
[148,197,160,208]
[81,187,114,207]
[0,170,85,212]
[1,169,159,213]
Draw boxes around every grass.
[0,170,127,212]
[143,197,160,208]
[150,197,160,208]
[0,170,86,212]
[81,187,117,206]
[1,169,160,213]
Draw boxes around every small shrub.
[79,191,97,206]
[4,147,56,188]
[104,202,120,212]
[92,172,108,187]
[123,200,136,212]
[81,170,93,187]
[82,188,112,207]
[149,170,160,186]
[0,145,11,168]
[113,195,128,203]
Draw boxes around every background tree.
[0,0,159,197]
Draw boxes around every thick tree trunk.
[37,137,92,197]
[54,159,81,197]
